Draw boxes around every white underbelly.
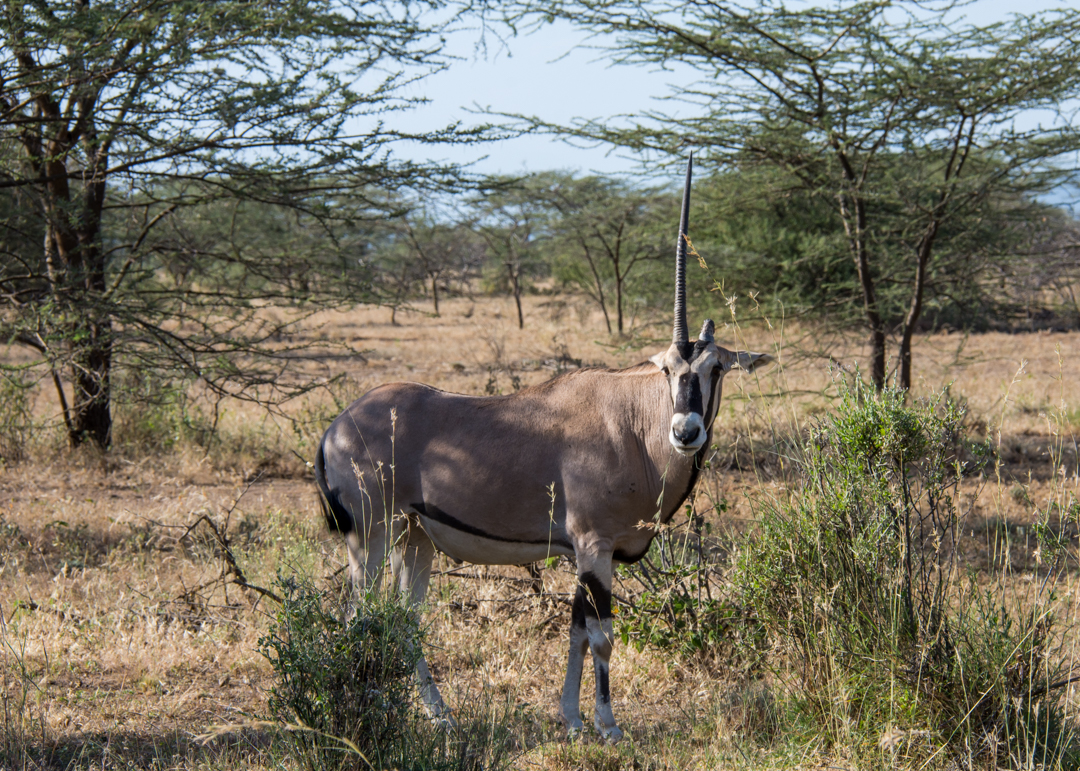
[418,516,575,565]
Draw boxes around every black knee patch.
[576,571,612,620]
[571,584,587,629]
[597,666,611,705]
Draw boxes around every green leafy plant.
[734,380,1079,767]
[260,576,515,771]
[616,505,764,672]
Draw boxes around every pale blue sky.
[396,1,1073,176]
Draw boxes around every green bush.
[615,503,764,673]
[734,381,1079,768]
[260,576,515,771]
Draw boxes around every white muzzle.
[669,412,706,455]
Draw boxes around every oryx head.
[650,154,773,456]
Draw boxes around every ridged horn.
[673,152,693,344]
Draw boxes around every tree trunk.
[507,262,524,329]
[431,274,440,316]
[579,242,611,333]
[70,327,112,449]
[840,192,887,389]
[898,222,939,392]
[615,275,624,334]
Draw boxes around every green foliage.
[262,577,421,771]
[0,0,481,448]
[690,167,1048,333]
[616,506,764,673]
[545,174,672,334]
[111,372,213,455]
[734,382,1079,767]
[512,0,1080,386]
[261,577,515,771]
[469,174,563,328]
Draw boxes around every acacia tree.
[469,175,557,329]
[400,214,484,316]
[547,175,669,334]
[0,0,482,448]
[507,0,1080,389]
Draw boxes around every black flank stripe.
[412,502,573,550]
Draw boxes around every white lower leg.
[587,618,622,742]
[559,621,589,733]
[417,655,456,727]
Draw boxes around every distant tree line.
[359,166,1080,340]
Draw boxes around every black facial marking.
[674,372,704,416]
[578,571,612,620]
[412,502,574,551]
[642,359,725,539]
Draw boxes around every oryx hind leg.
[342,499,405,599]
[392,517,453,724]
[559,548,623,743]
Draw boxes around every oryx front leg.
[559,551,623,743]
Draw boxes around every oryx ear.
[649,351,667,371]
[733,351,774,372]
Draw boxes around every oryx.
[314,155,771,742]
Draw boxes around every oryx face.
[651,320,723,455]
[650,153,774,455]
[651,320,773,456]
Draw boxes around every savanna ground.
[2,293,1079,770]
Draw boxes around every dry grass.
[2,293,1079,769]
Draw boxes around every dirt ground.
[2,294,1078,769]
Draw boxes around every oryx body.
[315,156,770,742]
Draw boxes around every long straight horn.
[673,152,692,344]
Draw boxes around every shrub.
[615,503,763,674]
[260,576,515,771]
[734,381,1079,768]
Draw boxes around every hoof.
[559,708,584,740]
[431,713,458,732]
[595,717,624,744]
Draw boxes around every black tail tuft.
[314,440,354,534]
